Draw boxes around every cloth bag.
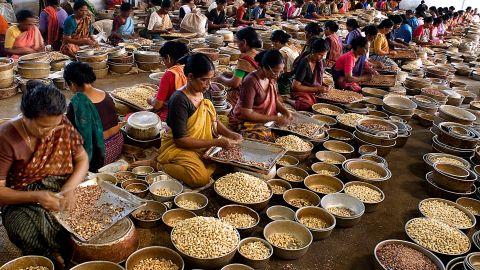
[180,12,207,35]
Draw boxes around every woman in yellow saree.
[136,53,242,187]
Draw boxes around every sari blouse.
[63,15,93,37]
[0,117,83,190]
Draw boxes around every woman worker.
[270,30,299,94]
[217,27,261,105]
[332,36,378,92]
[235,0,255,26]
[230,50,292,141]
[290,38,330,111]
[61,0,97,58]
[0,83,89,268]
[39,0,68,50]
[146,0,173,39]
[109,2,136,46]
[137,54,242,187]
[4,10,45,59]
[344,18,362,51]
[148,41,189,121]
[370,19,397,69]
[293,22,323,70]
[324,20,343,68]
[65,62,123,172]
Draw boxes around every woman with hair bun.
[230,50,292,141]
[136,54,242,188]
[64,61,123,172]
[270,30,299,94]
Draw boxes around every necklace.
[21,118,33,149]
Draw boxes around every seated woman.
[143,54,242,187]
[64,62,123,172]
[4,10,45,59]
[235,0,255,26]
[370,19,397,70]
[284,0,304,19]
[179,0,195,20]
[413,16,433,45]
[207,0,229,33]
[270,30,299,94]
[217,27,261,104]
[147,0,173,39]
[230,50,292,141]
[290,38,330,111]
[304,0,324,19]
[293,22,323,70]
[332,36,378,92]
[39,0,68,50]
[148,41,189,121]
[344,18,362,51]
[109,2,135,46]
[324,20,343,68]
[396,14,413,43]
[61,0,97,58]
[0,83,88,268]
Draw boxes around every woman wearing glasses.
[64,61,123,172]
[0,83,89,268]
[229,50,292,141]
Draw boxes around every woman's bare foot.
[52,252,65,270]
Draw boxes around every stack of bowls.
[219,47,241,61]
[443,90,465,106]
[192,48,220,61]
[425,162,477,200]
[421,88,448,105]
[431,122,479,158]
[77,51,109,78]
[17,60,51,79]
[404,77,431,95]
[382,95,417,121]
[0,58,13,89]
[413,95,439,114]
[208,82,231,115]
[108,48,134,74]
[438,105,477,125]
[426,66,450,79]
[134,51,160,71]
[353,118,398,157]
[464,253,480,270]
[206,34,224,48]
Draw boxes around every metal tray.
[110,84,157,111]
[265,111,328,143]
[204,139,286,174]
[360,75,397,87]
[53,178,146,243]
[389,49,417,60]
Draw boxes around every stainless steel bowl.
[121,179,148,189]
[304,174,344,196]
[266,205,295,221]
[161,208,196,231]
[125,183,149,198]
[425,172,476,201]
[276,167,309,187]
[418,198,476,230]
[174,192,208,215]
[145,172,170,185]
[130,200,167,228]
[283,188,321,209]
[343,181,385,213]
[237,237,273,269]
[445,256,466,270]
[327,128,354,142]
[276,155,299,167]
[432,163,476,193]
[315,151,346,166]
[295,206,335,240]
[310,162,341,177]
[263,220,313,260]
[323,140,355,158]
[360,154,389,168]
[342,159,392,189]
[267,179,292,197]
[149,180,184,202]
[218,204,260,237]
[221,264,254,270]
[456,197,480,225]
[71,261,125,270]
[321,193,365,228]
[132,166,154,178]
[96,173,118,185]
[114,171,136,185]
[0,256,54,270]
[125,246,184,270]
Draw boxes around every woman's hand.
[35,191,61,212]
[130,159,155,169]
[275,115,291,126]
[59,189,75,211]
[228,132,243,142]
[216,137,240,149]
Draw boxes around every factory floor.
[0,72,479,269]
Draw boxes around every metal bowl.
[136,61,160,71]
[354,129,397,147]
[283,139,314,162]
[326,128,354,142]
[266,205,295,221]
[438,105,476,125]
[96,173,118,185]
[276,167,309,186]
[374,240,445,270]
[368,110,389,119]
[132,166,154,178]
[114,171,136,185]
[423,153,470,172]
[360,154,388,168]
[425,172,476,200]
[418,112,434,127]
[383,95,417,115]
[267,179,292,197]
[221,264,254,270]
[312,114,337,126]
[121,179,148,189]
[362,87,389,98]
[174,192,208,215]
[149,180,184,202]
[162,208,196,231]
[422,198,476,231]
[283,188,321,209]
[445,256,466,270]
[0,256,54,270]
[145,172,171,185]
[315,151,346,166]
[323,140,355,158]
[125,246,184,270]
[304,174,344,196]
[434,162,470,179]
[125,183,149,198]
[237,237,273,269]
[276,155,299,167]
[310,162,341,177]
[343,181,385,213]
[133,50,160,62]
[295,206,335,241]
[131,200,167,228]
[353,132,397,157]
[321,193,365,228]
[263,220,313,260]
[71,261,125,270]
[464,252,480,270]
[218,204,260,237]
[312,103,345,116]
[456,197,480,225]
[342,159,392,189]
[432,163,476,192]
[359,145,377,156]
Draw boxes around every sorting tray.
[389,49,417,60]
[204,139,286,174]
[265,111,329,143]
[360,75,397,87]
[111,83,157,111]
[53,178,146,243]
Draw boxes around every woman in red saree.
[230,50,292,141]
[4,10,45,59]
[324,20,343,68]
[61,0,97,58]
[0,83,89,268]
[290,38,330,111]
[39,0,68,50]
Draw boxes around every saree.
[156,99,217,187]
[227,53,259,106]
[292,60,324,111]
[110,16,134,45]
[10,26,44,59]
[60,16,92,58]
[70,92,105,172]
[326,34,343,68]
[43,6,60,46]
[157,64,187,121]
[230,72,277,141]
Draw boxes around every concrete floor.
[0,72,478,269]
